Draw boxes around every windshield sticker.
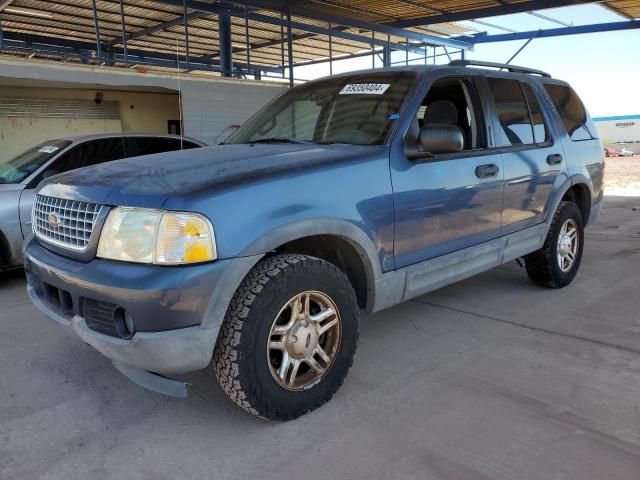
[388,113,400,120]
[339,83,390,95]
[38,146,60,154]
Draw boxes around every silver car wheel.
[557,218,579,272]
[267,290,342,391]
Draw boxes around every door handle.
[475,163,499,178]
[546,154,563,165]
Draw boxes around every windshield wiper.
[248,137,313,145]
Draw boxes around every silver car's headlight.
[97,207,217,265]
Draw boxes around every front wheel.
[213,254,359,420]
[525,201,584,288]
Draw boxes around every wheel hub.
[556,218,579,272]
[559,235,572,255]
[288,321,320,358]
[267,291,342,391]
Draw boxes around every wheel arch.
[0,229,11,267]
[237,219,383,311]
[562,182,592,225]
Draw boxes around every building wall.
[180,80,284,145]
[593,115,640,153]
[0,58,286,156]
[0,86,180,159]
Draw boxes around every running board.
[112,361,188,398]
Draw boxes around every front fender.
[238,218,383,311]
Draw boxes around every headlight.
[97,207,216,265]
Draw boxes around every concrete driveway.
[1,196,639,480]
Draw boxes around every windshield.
[227,71,417,146]
[0,139,71,184]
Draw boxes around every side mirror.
[405,124,464,161]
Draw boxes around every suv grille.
[33,194,103,251]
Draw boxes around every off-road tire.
[213,254,359,421]
[525,201,584,288]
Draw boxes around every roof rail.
[449,60,551,78]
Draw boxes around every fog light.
[113,307,135,339]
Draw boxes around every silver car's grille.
[33,195,103,251]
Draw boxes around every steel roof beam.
[0,30,283,73]
[386,0,594,28]
[0,0,14,11]
[464,20,640,43]
[105,10,211,47]
[217,0,472,49]
[150,0,427,54]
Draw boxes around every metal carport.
[0,0,636,86]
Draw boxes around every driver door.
[391,75,504,269]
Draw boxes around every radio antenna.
[176,39,185,149]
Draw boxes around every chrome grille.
[33,195,103,251]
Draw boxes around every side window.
[182,140,202,149]
[521,84,548,144]
[132,137,186,157]
[414,77,485,152]
[52,138,126,173]
[487,78,534,146]
[543,83,594,141]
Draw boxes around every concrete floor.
[1,195,640,480]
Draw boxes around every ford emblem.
[48,212,60,228]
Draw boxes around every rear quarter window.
[543,84,597,141]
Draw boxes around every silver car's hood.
[0,183,25,192]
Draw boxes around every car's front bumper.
[24,237,261,375]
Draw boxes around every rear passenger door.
[483,76,566,232]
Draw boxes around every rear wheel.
[213,254,359,420]
[525,201,584,288]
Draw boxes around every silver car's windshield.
[0,139,72,184]
[227,71,417,146]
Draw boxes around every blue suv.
[24,61,604,420]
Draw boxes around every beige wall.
[0,117,123,160]
[0,86,179,159]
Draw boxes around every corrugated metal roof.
[0,0,478,75]
[0,0,637,77]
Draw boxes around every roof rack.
[449,60,551,78]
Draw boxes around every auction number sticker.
[38,146,60,154]
[339,83,390,95]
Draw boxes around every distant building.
[593,115,640,153]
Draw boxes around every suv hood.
[38,143,381,208]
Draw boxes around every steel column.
[91,0,102,59]
[328,21,332,75]
[218,9,232,77]
[286,10,294,87]
[382,35,391,67]
[183,0,190,68]
[244,6,251,74]
[280,12,285,79]
[371,32,375,68]
[118,0,128,61]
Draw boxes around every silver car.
[0,133,204,268]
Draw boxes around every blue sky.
[295,5,639,117]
